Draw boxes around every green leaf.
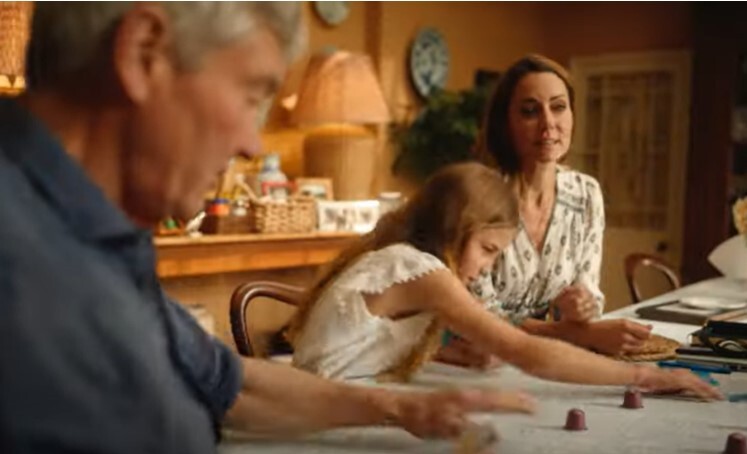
[390,87,490,182]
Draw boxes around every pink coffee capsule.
[621,389,643,409]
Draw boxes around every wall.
[260,2,373,180]
[260,1,545,192]
[539,2,692,65]
[261,2,693,187]
[374,1,544,191]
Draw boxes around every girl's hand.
[633,365,724,401]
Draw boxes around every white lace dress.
[292,243,447,380]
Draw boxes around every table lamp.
[0,2,32,94]
[292,50,390,200]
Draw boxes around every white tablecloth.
[220,277,747,453]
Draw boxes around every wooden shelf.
[155,231,359,278]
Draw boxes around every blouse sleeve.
[576,177,606,316]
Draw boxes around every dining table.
[219,277,747,453]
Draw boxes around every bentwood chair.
[229,281,305,358]
[624,253,681,304]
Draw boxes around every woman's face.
[458,227,517,284]
[508,72,573,167]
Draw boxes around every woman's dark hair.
[477,54,575,175]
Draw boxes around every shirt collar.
[0,98,142,242]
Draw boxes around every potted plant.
[390,86,491,182]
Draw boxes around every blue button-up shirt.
[0,99,242,453]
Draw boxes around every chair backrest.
[624,253,681,304]
[229,281,305,357]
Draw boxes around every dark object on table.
[725,432,747,454]
[622,389,644,409]
[698,320,747,357]
[564,408,587,431]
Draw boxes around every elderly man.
[0,3,533,453]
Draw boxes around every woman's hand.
[633,365,724,401]
[553,285,598,322]
[575,319,653,356]
[435,336,504,371]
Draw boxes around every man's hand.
[553,285,598,322]
[576,319,653,356]
[435,336,504,371]
[391,388,536,439]
[633,365,724,401]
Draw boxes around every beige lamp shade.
[293,50,390,200]
[0,2,32,91]
[292,50,390,125]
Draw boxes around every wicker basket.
[248,197,317,233]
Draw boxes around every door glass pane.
[577,70,673,231]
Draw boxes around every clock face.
[409,28,449,98]
[314,1,350,26]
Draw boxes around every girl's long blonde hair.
[288,162,519,380]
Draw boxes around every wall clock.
[409,28,449,98]
[314,1,350,27]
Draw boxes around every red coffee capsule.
[564,408,587,431]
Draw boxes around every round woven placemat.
[613,334,681,362]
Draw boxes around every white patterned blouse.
[470,168,606,325]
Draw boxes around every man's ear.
[112,5,174,103]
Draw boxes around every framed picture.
[260,181,293,200]
[295,177,334,200]
[317,200,380,233]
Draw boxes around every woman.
[452,54,653,364]
[289,162,720,401]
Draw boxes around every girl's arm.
[404,270,721,399]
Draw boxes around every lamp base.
[303,127,377,200]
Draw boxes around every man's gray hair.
[26,2,305,89]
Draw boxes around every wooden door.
[570,51,692,310]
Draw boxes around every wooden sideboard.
[155,231,359,278]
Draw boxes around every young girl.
[290,163,720,400]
